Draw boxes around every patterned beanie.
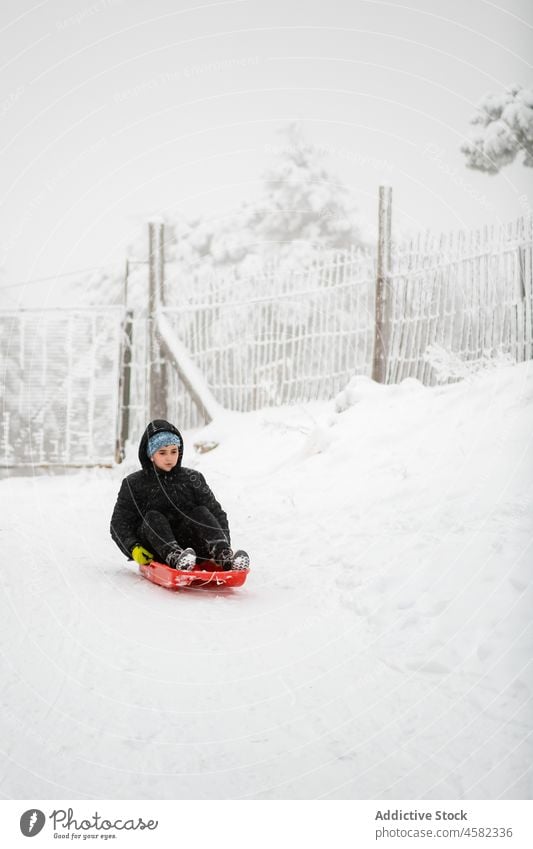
[147,431,181,458]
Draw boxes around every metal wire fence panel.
[0,308,123,466]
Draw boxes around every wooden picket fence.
[161,247,376,428]
[160,214,533,429]
[385,215,533,384]
[2,216,531,464]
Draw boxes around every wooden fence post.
[157,220,168,410]
[115,307,133,463]
[148,220,168,419]
[372,185,392,383]
[158,221,166,307]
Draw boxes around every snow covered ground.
[0,362,532,800]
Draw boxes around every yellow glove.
[131,545,154,565]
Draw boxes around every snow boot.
[209,542,235,571]
[232,550,250,571]
[165,546,196,571]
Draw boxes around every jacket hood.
[138,419,184,471]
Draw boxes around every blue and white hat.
[147,431,181,458]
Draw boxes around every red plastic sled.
[139,559,249,589]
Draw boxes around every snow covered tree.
[79,124,365,307]
[253,123,363,260]
[461,83,533,174]
[165,123,365,283]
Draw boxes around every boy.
[110,419,249,571]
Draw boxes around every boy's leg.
[171,506,229,561]
[140,510,181,562]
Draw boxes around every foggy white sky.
[0,0,532,307]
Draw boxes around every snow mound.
[334,374,425,412]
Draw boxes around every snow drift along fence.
[0,307,124,467]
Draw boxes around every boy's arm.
[110,478,144,558]
[192,472,231,545]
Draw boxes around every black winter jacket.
[110,419,230,558]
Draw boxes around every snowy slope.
[0,362,531,800]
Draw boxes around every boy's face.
[151,444,179,472]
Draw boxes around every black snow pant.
[140,507,230,563]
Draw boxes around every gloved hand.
[131,545,154,565]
